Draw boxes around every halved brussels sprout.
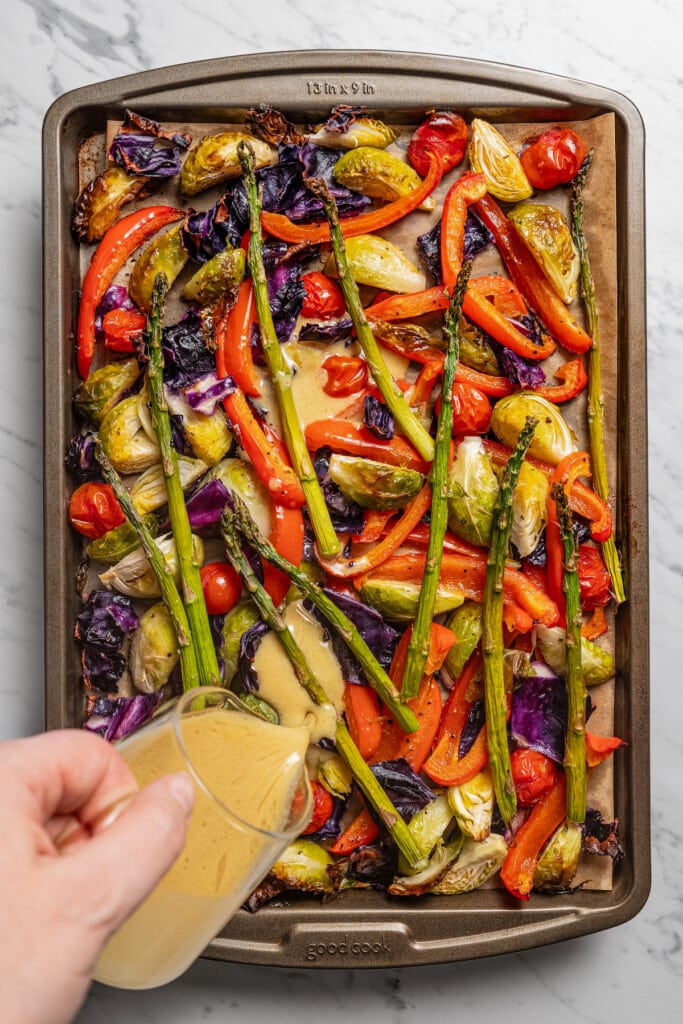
[220,600,261,685]
[328,454,424,511]
[447,768,494,842]
[128,456,208,514]
[444,602,482,681]
[237,693,280,725]
[72,166,151,243]
[509,202,580,304]
[317,754,353,798]
[163,390,232,467]
[86,514,159,565]
[447,435,500,547]
[129,602,179,694]
[270,840,336,893]
[458,318,501,376]
[307,117,398,151]
[180,132,275,197]
[405,793,454,864]
[534,624,615,686]
[284,560,326,605]
[490,393,577,466]
[181,247,246,306]
[74,359,142,426]
[128,224,189,312]
[510,460,549,558]
[98,532,204,599]
[533,822,582,891]
[431,833,508,895]
[467,119,533,203]
[333,147,434,211]
[372,319,445,355]
[389,839,461,895]
[205,459,271,537]
[359,578,464,622]
[99,394,160,474]
[325,234,426,293]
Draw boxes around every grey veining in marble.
[2,0,682,1019]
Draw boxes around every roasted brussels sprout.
[98,532,204,599]
[509,202,580,304]
[237,693,280,725]
[406,793,454,863]
[333,147,434,211]
[128,224,189,312]
[129,602,179,693]
[372,320,445,357]
[325,234,426,293]
[510,460,549,558]
[220,600,261,685]
[447,768,494,842]
[180,132,275,197]
[181,246,246,306]
[71,166,152,243]
[458,318,501,376]
[467,118,533,203]
[317,754,353,798]
[307,117,399,151]
[205,459,271,536]
[327,454,424,511]
[284,560,326,605]
[99,394,160,474]
[270,840,336,893]
[73,359,142,426]
[447,436,500,547]
[358,578,464,622]
[444,602,482,681]
[533,822,582,891]
[389,840,462,895]
[431,834,508,895]
[86,514,159,565]
[163,390,232,467]
[534,624,616,686]
[490,393,576,466]
[128,456,208,514]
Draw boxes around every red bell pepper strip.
[260,151,443,244]
[406,523,485,559]
[301,781,335,835]
[102,307,147,353]
[215,278,261,397]
[546,451,593,620]
[262,499,304,606]
[468,274,528,319]
[304,420,429,474]
[329,807,379,855]
[499,773,568,900]
[585,731,626,768]
[357,509,394,544]
[441,172,488,285]
[366,285,448,322]
[530,358,588,403]
[76,205,184,378]
[423,655,485,786]
[410,360,442,407]
[475,194,593,355]
[582,605,608,640]
[345,682,383,762]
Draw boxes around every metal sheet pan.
[42,50,649,968]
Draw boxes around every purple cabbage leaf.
[109,109,191,179]
[370,758,435,821]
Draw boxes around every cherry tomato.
[520,128,587,190]
[199,561,242,615]
[322,354,368,397]
[577,544,611,608]
[68,483,125,539]
[102,307,147,353]
[408,111,468,177]
[301,781,335,835]
[451,380,492,435]
[510,748,558,806]
[300,272,346,320]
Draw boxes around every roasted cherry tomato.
[301,781,335,835]
[520,128,587,190]
[322,354,368,397]
[408,110,468,177]
[451,380,492,435]
[68,482,126,539]
[102,307,147,353]
[300,272,346,320]
[199,561,242,615]
[510,748,558,806]
[577,543,612,608]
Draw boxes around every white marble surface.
[1,0,681,1019]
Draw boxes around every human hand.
[1,729,195,1024]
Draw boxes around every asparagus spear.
[237,142,341,559]
[223,496,419,734]
[552,482,587,824]
[95,440,200,691]
[145,275,221,687]
[401,260,473,701]
[221,509,425,868]
[306,177,435,463]
[482,416,537,826]
[570,154,626,604]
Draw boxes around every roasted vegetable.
[490,393,576,466]
[431,834,508,894]
[521,128,587,191]
[98,532,204,599]
[308,117,398,151]
[129,601,179,693]
[447,436,500,547]
[73,359,142,426]
[317,754,353,799]
[180,132,275,197]
[443,602,482,681]
[389,840,462,895]
[467,119,533,202]
[447,768,494,842]
[181,246,246,306]
[325,234,426,294]
[206,458,271,537]
[86,514,159,565]
[509,202,580,305]
[405,792,454,864]
[163,389,232,466]
[509,460,549,558]
[99,395,160,473]
[71,166,152,243]
[358,577,465,622]
[333,147,434,211]
[327,454,424,511]
[270,840,336,893]
[128,224,189,312]
[220,600,261,685]
[237,693,280,725]
[458,318,501,376]
[533,821,582,891]
[129,456,208,514]
[534,624,615,686]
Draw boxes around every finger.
[2,730,139,826]
[45,813,91,851]
[63,772,195,935]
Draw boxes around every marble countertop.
[2,0,681,1019]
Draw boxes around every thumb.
[67,772,195,936]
